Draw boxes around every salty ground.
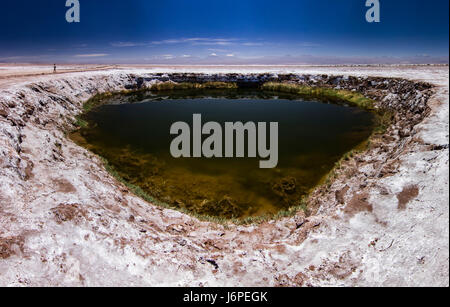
[0,64,448,286]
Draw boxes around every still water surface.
[74,91,375,219]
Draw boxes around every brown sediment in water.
[70,86,377,220]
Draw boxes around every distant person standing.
[53,64,56,73]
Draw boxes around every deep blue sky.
[0,0,448,64]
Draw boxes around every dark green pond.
[73,90,375,219]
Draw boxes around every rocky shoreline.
[0,66,448,286]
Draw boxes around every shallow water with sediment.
[72,89,375,219]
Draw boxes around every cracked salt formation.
[0,65,448,287]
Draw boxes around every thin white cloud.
[208,48,228,52]
[0,55,50,61]
[74,54,109,57]
[153,39,183,44]
[191,41,234,46]
[110,38,269,49]
[297,42,322,48]
[110,42,146,47]
[242,42,265,46]
[150,38,237,46]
